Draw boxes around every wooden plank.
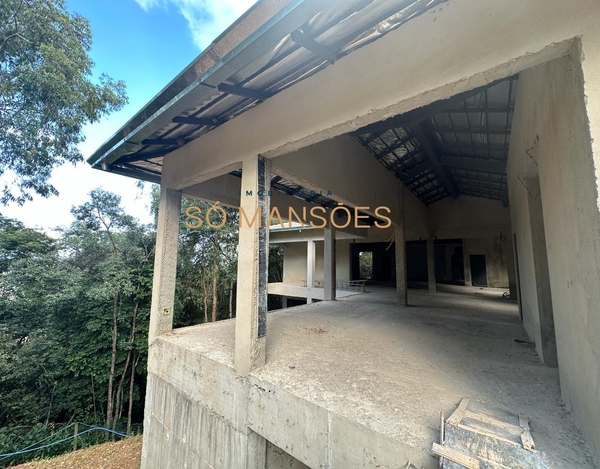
[518,414,535,450]
[447,398,470,426]
[464,410,522,433]
[521,430,535,451]
[457,422,521,447]
[467,400,520,426]
[444,424,549,469]
[432,443,480,469]
[439,411,445,469]
[518,414,531,430]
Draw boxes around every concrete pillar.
[394,224,407,306]
[426,239,436,292]
[323,226,336,301]
[463,239,472,286]
[503,232,518,300]
[306,240,315,304]
[148,187,181,344]
[235,155,271,377]
[281,296,288,308]
[245,430,267,468]
[527,177,558,367]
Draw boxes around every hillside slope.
[12,435,142,469]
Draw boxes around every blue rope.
[0,426,129,460]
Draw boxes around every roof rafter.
[412,124,459,198]
[291,30,338,63]
[217,83,269,101]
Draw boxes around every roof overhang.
[87,0,448,183]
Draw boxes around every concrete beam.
[235,155,271,376]
[148,188,182,344]
[183,174,241,208]
[272,137,403,223]
[323,226,336,301]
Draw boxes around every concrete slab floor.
[165,286,598,469]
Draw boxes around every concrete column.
[235,155,271,377]
[427,239,436,292]
[148,187,181,344]
[281,296,288,308]
[463,239,472,286]
[245,430,267,468]
[527,177,558,367]
[503,232,518,300]
[306,240,315,304]
[394,224,407,306]
[323,226,336,301]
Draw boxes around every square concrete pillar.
[527,177,558,367]
[235,155,271,377]
[245,430,267,468]
[306,240,316,304]
[148,187,181,344]
[463,240,472,286]
[394,223,407,306]
[503,232,518,300]
[323,226,336,301]
[427,239,436,292]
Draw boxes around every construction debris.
[433,398,551,468]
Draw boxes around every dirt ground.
[12,436,142,469]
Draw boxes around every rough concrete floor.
[166,286,598,469]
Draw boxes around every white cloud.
[133,0,257,49]
[133,0,162,10]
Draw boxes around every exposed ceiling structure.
[89,0,516,209]
[88,0,448,182]
[354,76,517,205]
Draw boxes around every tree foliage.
[0,190,152,465]
[0,0,127,203]
[0,188,286,465]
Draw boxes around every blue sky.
[1,0,256,232]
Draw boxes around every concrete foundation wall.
[142,335,433,469]
[507,53,600,459]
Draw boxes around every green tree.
[0,0,127,204]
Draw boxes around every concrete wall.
[507,53,600,458]
[143,336,433,469]
[429,197,510,240]
[463,237,509,288]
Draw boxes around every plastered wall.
[507,53,600,458]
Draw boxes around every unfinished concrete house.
[88,0,600,467]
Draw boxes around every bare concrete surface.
[164,286,597,469]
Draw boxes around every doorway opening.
[469,255,488,287]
